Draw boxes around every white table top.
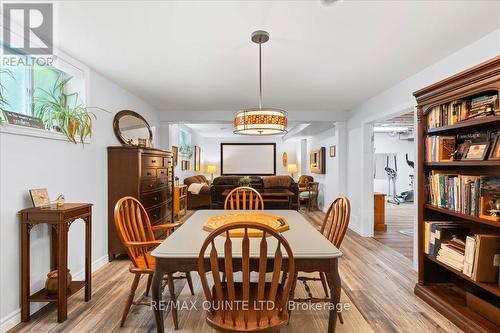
[151,210,342,259]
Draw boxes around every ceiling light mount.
[234,30,288,136]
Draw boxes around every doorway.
[372,112,415,261]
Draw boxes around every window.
[0,56,81,129]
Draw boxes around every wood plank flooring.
[9,209,461,333]
[373,202,414,260]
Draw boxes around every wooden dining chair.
[198,222,296,332]
[224,186,264,210]
[114,196,194,327]
[294,196,350,322]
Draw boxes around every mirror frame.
[113,110,153,146]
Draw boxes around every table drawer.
[142,168,156,178]
[142,155,163,168]
[163,157,172,168]
[147,204,167,223]
[156,168,168,178]
[141,179,168,192]
[141,189,166,208]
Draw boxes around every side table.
[19,203,92,323]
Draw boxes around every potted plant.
[34,76,98,144]
[0,68,14,123]
[239,176,252,187]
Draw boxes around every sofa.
[183,175,211,209]
[210,175,298,209]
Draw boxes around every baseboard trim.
[0,254,108,333]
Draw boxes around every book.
[434,225,469,257]
[424,136,455,162]
[463,236,477,277]
[472,234,500,283]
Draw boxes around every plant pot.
[45,269,72,294]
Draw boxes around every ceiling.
[54,1,500,114]
[374,111,414,132]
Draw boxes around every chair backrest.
[224,186,264,210]
[198,222,295,329]
[320,196,351,248]
[114,196,155,269]
[298,175,314,187]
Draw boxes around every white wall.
[166,123,204,182]
[303,122,347,212]
[373,133,414,195]
[0,68,159,331]
[345,28,500,268]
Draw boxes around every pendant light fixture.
[234,30,288,135]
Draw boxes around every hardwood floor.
[373,202,415,261]
[9,209,461,333]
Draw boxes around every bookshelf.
[414,56,500,333]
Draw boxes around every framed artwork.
[310,147,326,174]
[463,142,490,160]
[282,152,288,166]
[181,160,190,171]
[329,145,336,157]
[489,135,500,160]
[29,188,50,208]
[179,129,192,157]
[454,141,471,160]
[172,146,178,166]
[194,145,201,171]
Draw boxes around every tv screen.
[221,143,276,175]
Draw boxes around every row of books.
[425,135,455,162]
[424,221,500,283]
[427,93,499,129]
[426,173,500,217]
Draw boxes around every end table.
[19,203,92,323]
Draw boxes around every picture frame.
[329,145,336,157]
[172,146,178,166]
[454,141,471,160]
[463,141,490,160]
[310,147,326,174]
[181,160,190,171]
[488,135,500,160]
[194,145,201,171]
[29,188,50,208]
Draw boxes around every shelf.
[414,284,499,332]
[424,160,500,167]
[424,254,500,297]
[424,204,500,227]
[29,281,86,302]
[426,115,500,134]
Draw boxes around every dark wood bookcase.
[414,56,500,332]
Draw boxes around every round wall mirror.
[113,110,153,146]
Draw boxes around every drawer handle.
[160,171,165,175]
[148,184,153,188]
[154,197,158,201]
[147,172,151,176]
[159,182,165,186]
[152,159,157,163]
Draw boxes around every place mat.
[203,212,290,237]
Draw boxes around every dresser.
[107,146,174,260]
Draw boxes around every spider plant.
[34,75,97,144]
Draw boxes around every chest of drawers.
[107,146,174,260]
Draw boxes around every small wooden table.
[19,203,92,323]
[222,188,296,210]
[173,185,187,219]
[151,210,342,333]
[374,193,387,231]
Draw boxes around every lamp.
[233,31,288,135]
[206,165,217,183]
[287,164,298,180]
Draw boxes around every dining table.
[151,209,343,333]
